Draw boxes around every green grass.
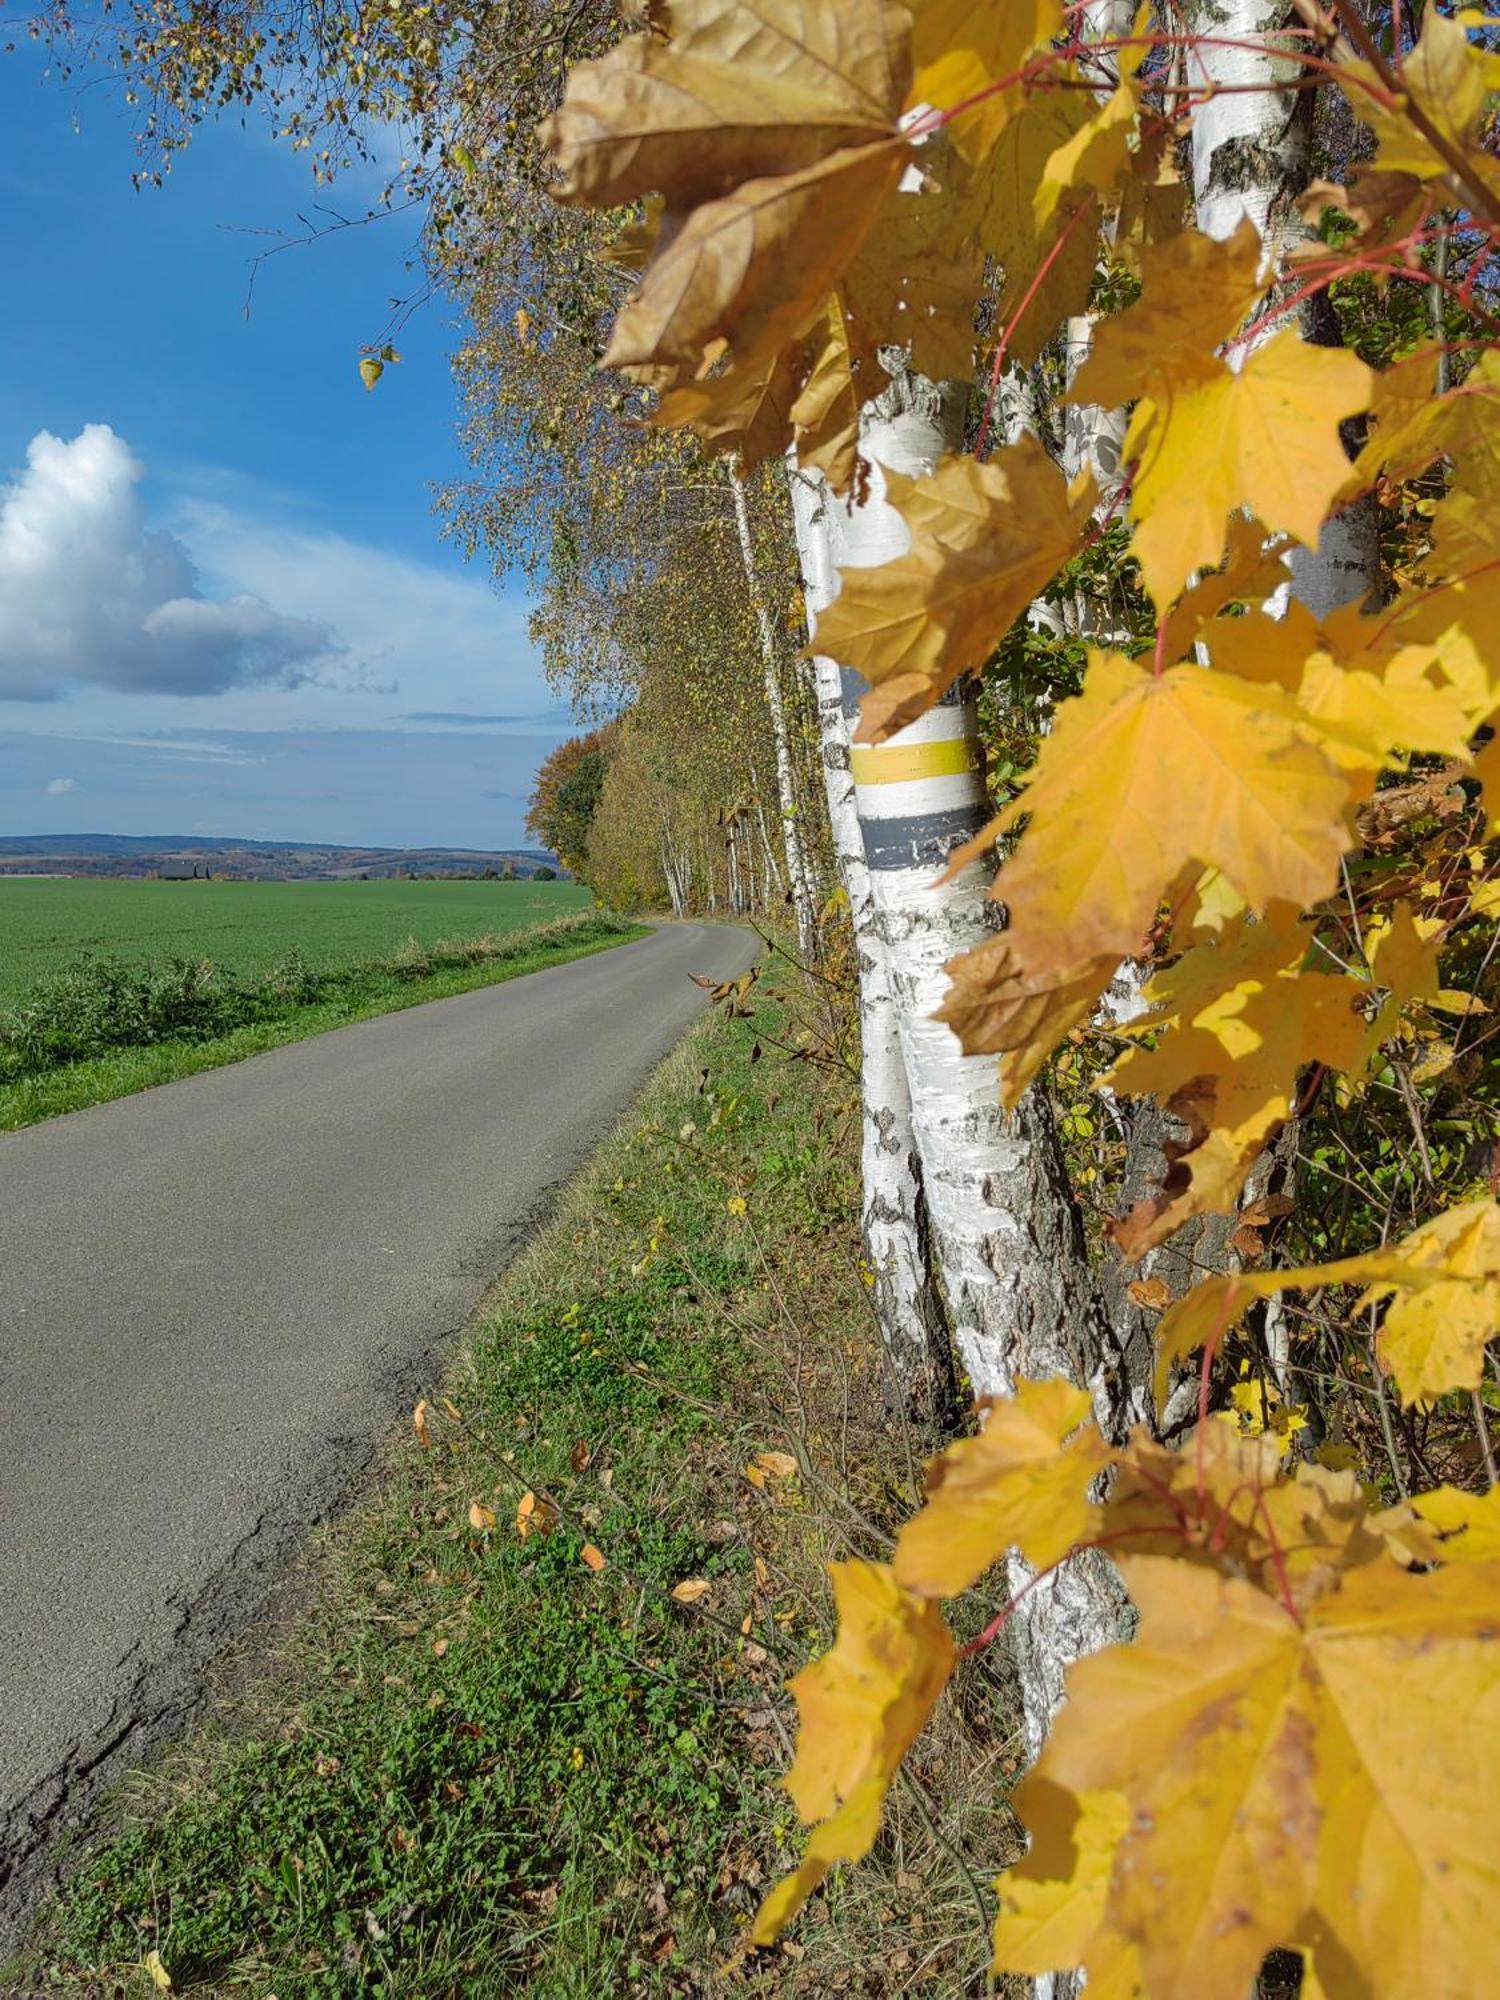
[25,969,847,1998]
[21,959,1016,1996]
[0,914,646,1132]
[0,878,593,1001]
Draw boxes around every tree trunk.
[727,461,820,962]
[803,379,1142,1795]
[788,455,951,1411]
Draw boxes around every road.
[0,921,756,1928]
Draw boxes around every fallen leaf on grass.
[570,1439,591,1473]
[144,1948,172,1991]
[672,1577,712,1603]
[467,1500,497,1533]
[413,1399,434,1448]
[431,1638,449,1659]
[754,1450,799,1478]
[516,1490,560,1539]
[581,1543,608,1572]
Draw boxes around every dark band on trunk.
[860,801,991,872]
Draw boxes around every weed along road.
[0,919,756,1927]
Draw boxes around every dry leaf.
[672,1576,712,1602]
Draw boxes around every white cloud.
[0,426,340,701]
[44,775,75,794]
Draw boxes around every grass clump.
[24,958,1021,1997]
[0,912,644,1131]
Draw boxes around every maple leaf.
[1123,331,1374,611]
[751,1561,954,1942]
[1108,902,1441,1256]
[935,933,1120,1108]
[1031,1546,1500,1997]
[908,0,1063,161]
[541,0,913,376]
[990,1780,1143,1990]
[1363,1199,1500,1405]
[1202,599,1475,772]
[1336,7,1500,197]
[652,339,812,469]
[944,650,1354,1009]
[1150,1199,1500,1407]
[811,439,1096,740]
[951,89,1108,367]
[893,1379,1114,1596]
[1070,216,1265,410]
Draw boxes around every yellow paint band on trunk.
[849,738,979,786]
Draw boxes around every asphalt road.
[0,920,755,1929]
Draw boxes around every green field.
[0,877,593,1000]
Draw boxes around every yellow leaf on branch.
[751,1561,954,1942]
[894,1378,1114,1596]
[908,0,1063,161]
[812,438,1096,739]
[1107,902,1441,1256]
[1030,1544,1500,2000]
[990,1780,1140,1990]
[1070,216,1265,410]
[1336,6,1500,197]
[1149,1199,1500,1407]
[943,651,1354,1039]
[1365,1200,1500,1405]
[1124,330,1374,610]
[541,0,913,377]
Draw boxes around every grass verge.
[20,956,1019,1998]
[0,913,646,1132]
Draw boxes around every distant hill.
[0,835,561,882]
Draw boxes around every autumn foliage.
[539,0,1500,1990]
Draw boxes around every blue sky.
[0,44,569,849]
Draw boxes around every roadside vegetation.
[24,958,1013,1997]
[0,910,642,1132]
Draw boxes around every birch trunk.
[727,462,820,963]
[812,380,1139,1783]
[788,456,950,1406]
[1190,0,1381,616]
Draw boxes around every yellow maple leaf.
[893,1378,1114,1596]
[541,0,912,377]
[1364,1200,1500,1405]
[1124,331,1374,610]
[1108,902,1438,1256]
[1071,215,1264,411]
[1336,6,1500,192]
[811,439,1096,740]
[751,1561,954,1942]
[950,88,1104,366]
[1203,599,1476,771]
[1035,1547,1500,1998]
[948,650,1353,995]
[991,1780,1142,1989]
[908,0,1063,160]
[935,932,1120,1108]
[1151,1199,1500,1407]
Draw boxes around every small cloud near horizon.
[45,775,76,794]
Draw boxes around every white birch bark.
[727,462,820,963]
[1191,0,1381,615]
[813,382,1138,1787]
[788,456,949,1400]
